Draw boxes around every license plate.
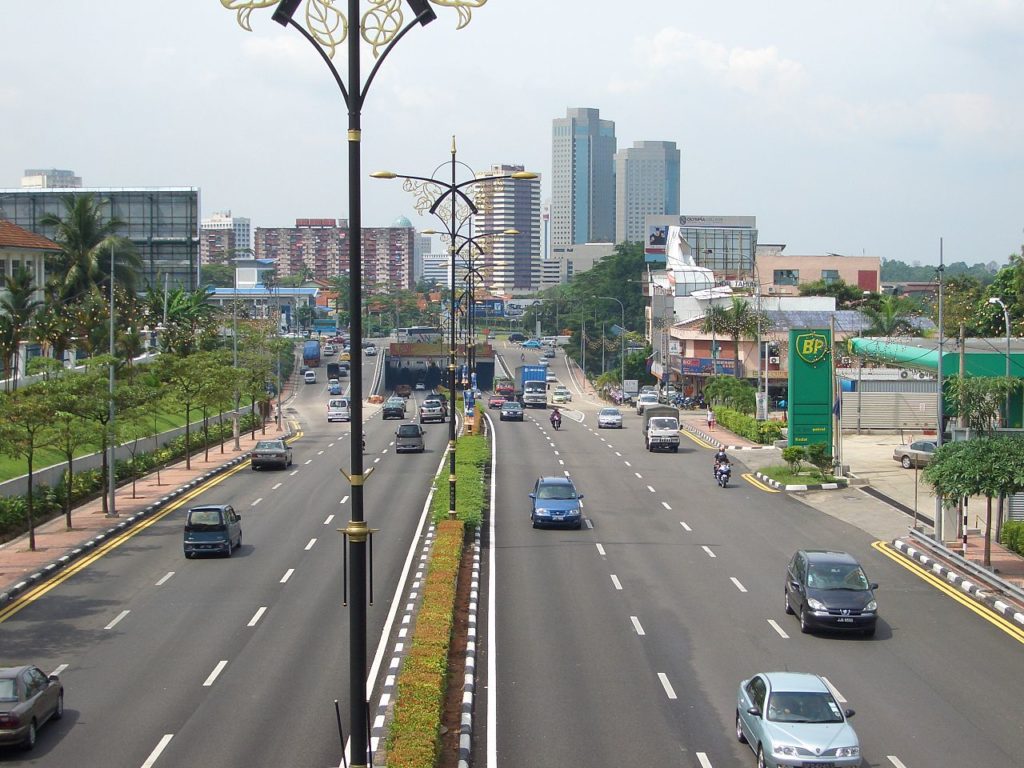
[802,763,830,768]
[836,617,854,623]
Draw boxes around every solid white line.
[247,607,267,627]
[767,619,790,639]
[596,543,606,556]
[680,521,692,531]
[155,571,174,586]
[887,757,909,768]
[251,498,262,506]
[324,514,335,525]
[610,574,623,590]
[140,734,174,768]
[696,753,713,768]
[657,673,677,699]
[647,485,656,493]
[203,660,228,687]
[730,577,748,593]
[487,409,500,768]
[50,664,68,677]
[280,568,294,583]
[105,610,130,630]
[821,676,847,703]
[702,545,716,558]
[634,472,643,479]
[340,495,349,504]
[662,502,672,510]
[272,482,282,490]
[305,538,317,550]
[630,616,646,636]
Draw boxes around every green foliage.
[804,443,834,478]
[943,375,1020,435]
[797,279,864,308]
[704,376,756,414]
[881,258,998,284]
[860,294,921,337]
[429,433,488,529]
[713,407,783,445]
[782,445,806,473]
[923,436,1024,500]
[1002,521,1024,556]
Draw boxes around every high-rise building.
[551,107,616,247]
[470,165,541,294]
[21,168,82,188]
[200,210,252,263]
[615,141,680,244]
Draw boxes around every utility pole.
[934,238,945,543]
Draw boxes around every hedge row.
[1001,520,1024,556]
[0,413,260,541]
[714,407,784,445]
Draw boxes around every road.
[482,341,1024,768]
[0,344,447,767]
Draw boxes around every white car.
[635,393,659,414]
[598,407,623,428]
[304,370,317,384]
[552,385,572,402]
[545,370,557,383]
[327,397,351,422]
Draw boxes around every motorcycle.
[715,462,732,488]
[550,414,562,431]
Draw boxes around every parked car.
[598,407,623,429]
[784,549,878,637]
[736,671,861,768]
[635,393,659,415]
[183,504,242,558]
[500,401,524,421]
[304,370,317,384]
[892,440,936,468]
[327,397,351,422]
[251,438,293,470]
[395,423,425,453]
[383,397,407,419]
[0,666,63,750]
[529,476,584,529]
[488,394,507,409]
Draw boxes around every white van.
[304,370,317,384]
[327,397,351,422]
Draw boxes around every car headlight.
[535,508,550,516]
[835,746,860,757]
[807,597,828,611]
[865,600,877,612]
[773,745,800,757]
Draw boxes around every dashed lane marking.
[657,673,677,699]
[610,575,622,590]
[596,543,606,557]
[730,577,748,593]
[696,754,713,768]
[155,572,174,586]
[247,607,267,627]
[630,616,646,636]
[272,482,282,490]
[280,568,294,583]
[680,521,692,531]
[203,660,228,687]
[767,619,790,639]
[702,545,716,558]
[324,514,335,525]
[105,610,130,630]
[305,538,317,550]
[141,735,174,768]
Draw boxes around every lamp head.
[272,0,303,26]
[510,171,539,180]
[503,229,520,236]
[405,0,437,25]
[422,229,439,235]
[370,171,397,179]
[989,297,1004,307]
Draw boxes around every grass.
[759,464,840,486]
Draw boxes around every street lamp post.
[596,296,625,390]
[372,143,536,519]
[107,243,117,518]
[988,296,1012,427]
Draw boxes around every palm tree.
[861,295,918,337]
[0,265,43,390]
[39,195,142,301]
[157,286,220,356]
[701,297,764,378]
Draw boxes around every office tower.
[615,141,680,244]
[201,210,252,263]
[551,107,616,247]
[470,164,541,294]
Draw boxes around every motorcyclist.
[713,448,730,476]
[550,407,562,429]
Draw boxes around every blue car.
[522,339,542,349]
[529,476,584,529]
[183,504,242,558]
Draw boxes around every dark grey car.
[251,439,292,470]
[785,550,878,637]
[0,666,63,750]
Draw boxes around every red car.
[488,394,507,409]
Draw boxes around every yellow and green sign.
[787,328,832,447]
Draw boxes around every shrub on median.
[1002,521,1024,556]
[714,407,783,445]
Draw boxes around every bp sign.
[787,328,832,448]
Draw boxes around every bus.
[396,326,443,344]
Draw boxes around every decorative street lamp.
[988,296,1012,427]
[372,141,536,518]
[222,3,479,767]
[596,295,626,390]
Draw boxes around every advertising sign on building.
[680,357,737,376]
[787,328,832,448]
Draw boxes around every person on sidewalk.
[706,406,716,431]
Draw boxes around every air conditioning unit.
[900,370,910,379]
[767,286,776,294]
[915,371,929,380]
[769,356,780,365]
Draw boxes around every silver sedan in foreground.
[598,407,623,428]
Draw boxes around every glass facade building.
[644,214,757,280]
[551,108,616,248]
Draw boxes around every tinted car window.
[187,508,225,530]
[398,425,421,437]
[807,563,870,590]
[746,676,767,709]
[537,483,577,500]
[767,691,843,723]
[0,677,16,701]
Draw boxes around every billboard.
[787,328,833,448]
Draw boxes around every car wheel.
[53,691,64,720]
[251,464,258,471]
[901,455,912,469]
[799,606,812,634]
[756,744,766,768]
[237,531,243,550]
[735,711,747,743]
[225,539,233,558]
[23,720,37,750]
[784,589,794,615]
[184,551,194,559]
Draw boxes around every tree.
[159,353,207,470]
[937,276,986,337]
[295,304,316,332]
[152,286,221,356]
[797,278,864,308]
[704,375,756,414]
[702,298,765,378]
[200,263,236,288]
[944,375,1020,435]
[0,386,57,549]
[0,265,43,391]
[860,294,920,337]
[48,374,102,528]
[32,297,77,366]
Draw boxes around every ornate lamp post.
[988,296,1012,427]
[596,295,626,389]
[223,3,480,766]
[372,142,536,518]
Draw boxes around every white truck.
[642,405,680,452]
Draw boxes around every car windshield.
[187,508,225,530]
[601,409,619,416]
[0,677,16,701]
[537,483,577,500]
[398,425,420,437]
[502,403,520,410]
[640,394,658,402]
[256,441,284,451]
[807,563,871,590]
[766,691,844,723]
[650,418,676,429]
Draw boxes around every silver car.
[892,439,936,468]
[0,666,63,750]
[598,407,622,429]
[251,439,293,470]
[736,672,861,767]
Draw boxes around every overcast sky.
[2,1,1022,267]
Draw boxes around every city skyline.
[1,1,1021,267]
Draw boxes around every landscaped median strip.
[753,470,848,491]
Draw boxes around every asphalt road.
[0,344,447,767]
[481,342,1024,768]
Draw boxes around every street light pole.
[988,296,1012,427]
[107,243,117,518]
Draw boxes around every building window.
[821,269,840,284]
[773,269,799,286]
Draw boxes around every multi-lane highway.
[0,345,447,767]
[480,341,1024,768]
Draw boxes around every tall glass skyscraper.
[551,107,616,248]
[615,141,681,245]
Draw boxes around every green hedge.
[429,433,488,530]
[713,407,783,445]
[1001,521,1024,556]
[0,413,260,541]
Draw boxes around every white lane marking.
[553,450,560,456]
[634,472,643,479]
[141,734,174,768]
[558,459,564,465]
[584,518,594,529]
[630,616,646,636]
[304,459,312,465]
[248,607,267,627]
[662,502,672,510]
[203,660,228,687]
[317,450,324,455]
[615,451,621,456]
[389,441,395,447]
[563,470,570,477]
[821,676,847,703]
[280,568,295,583]
[340,495,350,504]
[624,461,632,467]
[329,442,335,448]
[610,574,622,590]
[887,757,909,768]
[596,543,606,556]
[324,514,335,525]
[155,571,174,586]
[680,521,692,531]
[272,482,282,490]
[731,577,748,593]
[702,545,716,558]
[696,753,713,768]
[305,538,317,550]
[289,470,298,476]
[50,664,68,677]
[767,619,790,639]
[374,457,381,463]
[647,485,656,493]
[657,673,677,699]
[105,610,130,630]
[381,449,389,455]
[251,498,262,506]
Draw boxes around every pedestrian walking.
[707,406,716,431]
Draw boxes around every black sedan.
[0,666,63,750]
[499,401,524,421]
[784,549,879,637]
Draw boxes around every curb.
[754,471,848,491]
[892,539,1024,630]
[679,422,776,451]
[0,447,262,609]
[458,527,482,768]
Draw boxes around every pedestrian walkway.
[678,410,767,450]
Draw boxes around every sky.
[1,1,1022,268]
